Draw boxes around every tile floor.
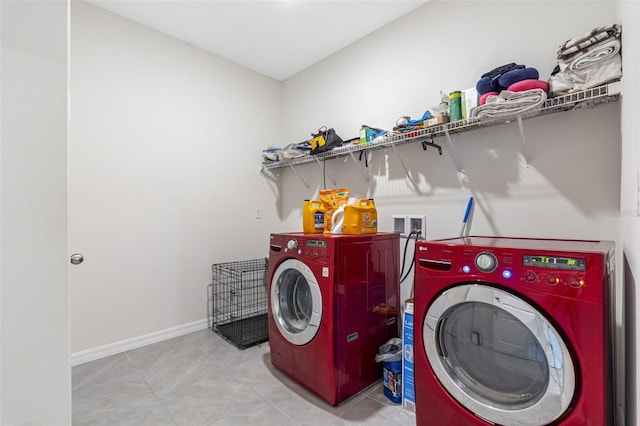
[73,329,417,425]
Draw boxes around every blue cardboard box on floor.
[402,299,415,413]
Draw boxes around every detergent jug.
[343,198,378,235]
[330,199,351,234]
[303,199,325,233]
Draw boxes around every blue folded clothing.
[476,76,498,95]
[481,63,524,80]
[498,68,539,90]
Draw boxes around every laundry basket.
[208,258,269,349]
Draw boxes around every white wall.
[69,7,632,423]
[1,0,70,423]
[617,1,640,424]
[280,1,621,301]
[70,2,282,353]
[280,0,638,421]
[280,1,627,419]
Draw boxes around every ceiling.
[87,0,429,81]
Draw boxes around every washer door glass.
[440,302,548,404]
[271,259,322,346]
[424,284,575,426]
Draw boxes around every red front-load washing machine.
[267,232,399,406]
[413,237,615,426]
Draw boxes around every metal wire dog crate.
[208,258,269,349]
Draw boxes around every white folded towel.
[550,54,622,95]
[471,89,547,121]
[564,39,621,72]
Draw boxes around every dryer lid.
[423,284,575,425]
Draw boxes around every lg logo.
[418,246,428,251]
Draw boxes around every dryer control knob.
[524,271,537,283]
[287,239,298,250]
[546,274,559,286]
[475,252,498,273]
[568,275,585,289]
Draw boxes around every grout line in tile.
[260,393,302,426]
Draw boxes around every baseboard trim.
[70,319,209,366]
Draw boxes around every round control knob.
[568,275,585,289]
[546,274,559,286]
[524,271,537,283]
[287,239,298,250]
[475,252,498,273]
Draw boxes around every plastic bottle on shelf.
[439,90,449,116]
[449,91,462,121]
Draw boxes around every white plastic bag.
[375,337,403,363]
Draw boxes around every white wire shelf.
[261,82,621,173]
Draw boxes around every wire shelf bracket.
[287,162,310,188]
[348,151,370,183]
[259,166,281,197]
[391,143,414,183]
[516,115,532,169]
[444,128,465,177]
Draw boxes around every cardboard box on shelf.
[402,298,415,413]
[426,115,449,127]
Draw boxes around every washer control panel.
[458,247,588,292]
[270,235,328,260]
[415,238,611,303]
[303,239,328,259]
